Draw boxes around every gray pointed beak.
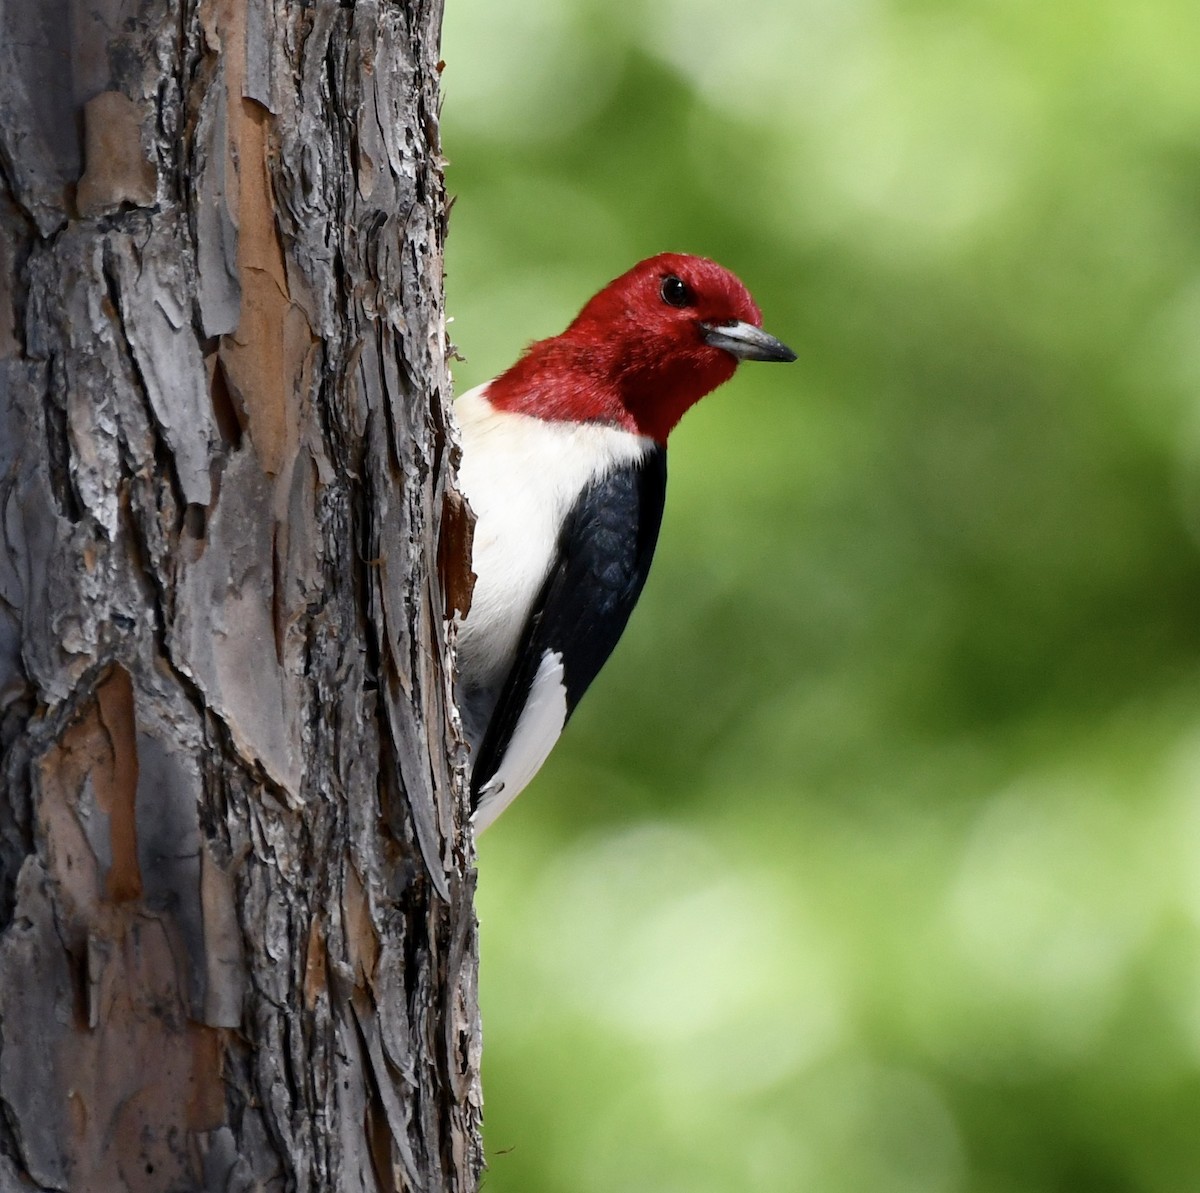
[700,320,797,363]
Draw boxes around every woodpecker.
[454,253,795,830]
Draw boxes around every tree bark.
[0,1,481,1190]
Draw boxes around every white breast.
[453,383,652,745]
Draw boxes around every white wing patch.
[471,650,568,832]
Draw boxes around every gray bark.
[0,1,482,1190]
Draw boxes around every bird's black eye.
[660,274,694,308]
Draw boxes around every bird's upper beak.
[700,320,797,363]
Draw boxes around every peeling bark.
[0,1,482,1190]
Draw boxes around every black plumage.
[471,446,668,804]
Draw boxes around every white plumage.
[470,650,567,831]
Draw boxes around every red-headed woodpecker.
[454,253,795,830]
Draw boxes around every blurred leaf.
[443,0,1200,1188]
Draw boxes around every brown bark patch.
[303,912,328,1010]
[16,672,228,1188]
[186,1025,227,1133]
[75,91,158,218]
[40,665,143,914]
[65,917,224,1190]
[204,0,312,479]
[343,861,380,984]
[439,485,477,620]
[96,667,142,902]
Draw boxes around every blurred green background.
[440,1,1200,1189]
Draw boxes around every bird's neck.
[485,333,734,443]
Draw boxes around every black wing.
[471,446,668,806]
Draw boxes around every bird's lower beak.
[701,320,797,363]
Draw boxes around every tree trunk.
[0,1,482,1190]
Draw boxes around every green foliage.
[442,1,1200,1188]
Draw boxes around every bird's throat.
[485,334,735,443]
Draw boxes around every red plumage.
[485,253,767,443]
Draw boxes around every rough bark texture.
[0,1,482,1190]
